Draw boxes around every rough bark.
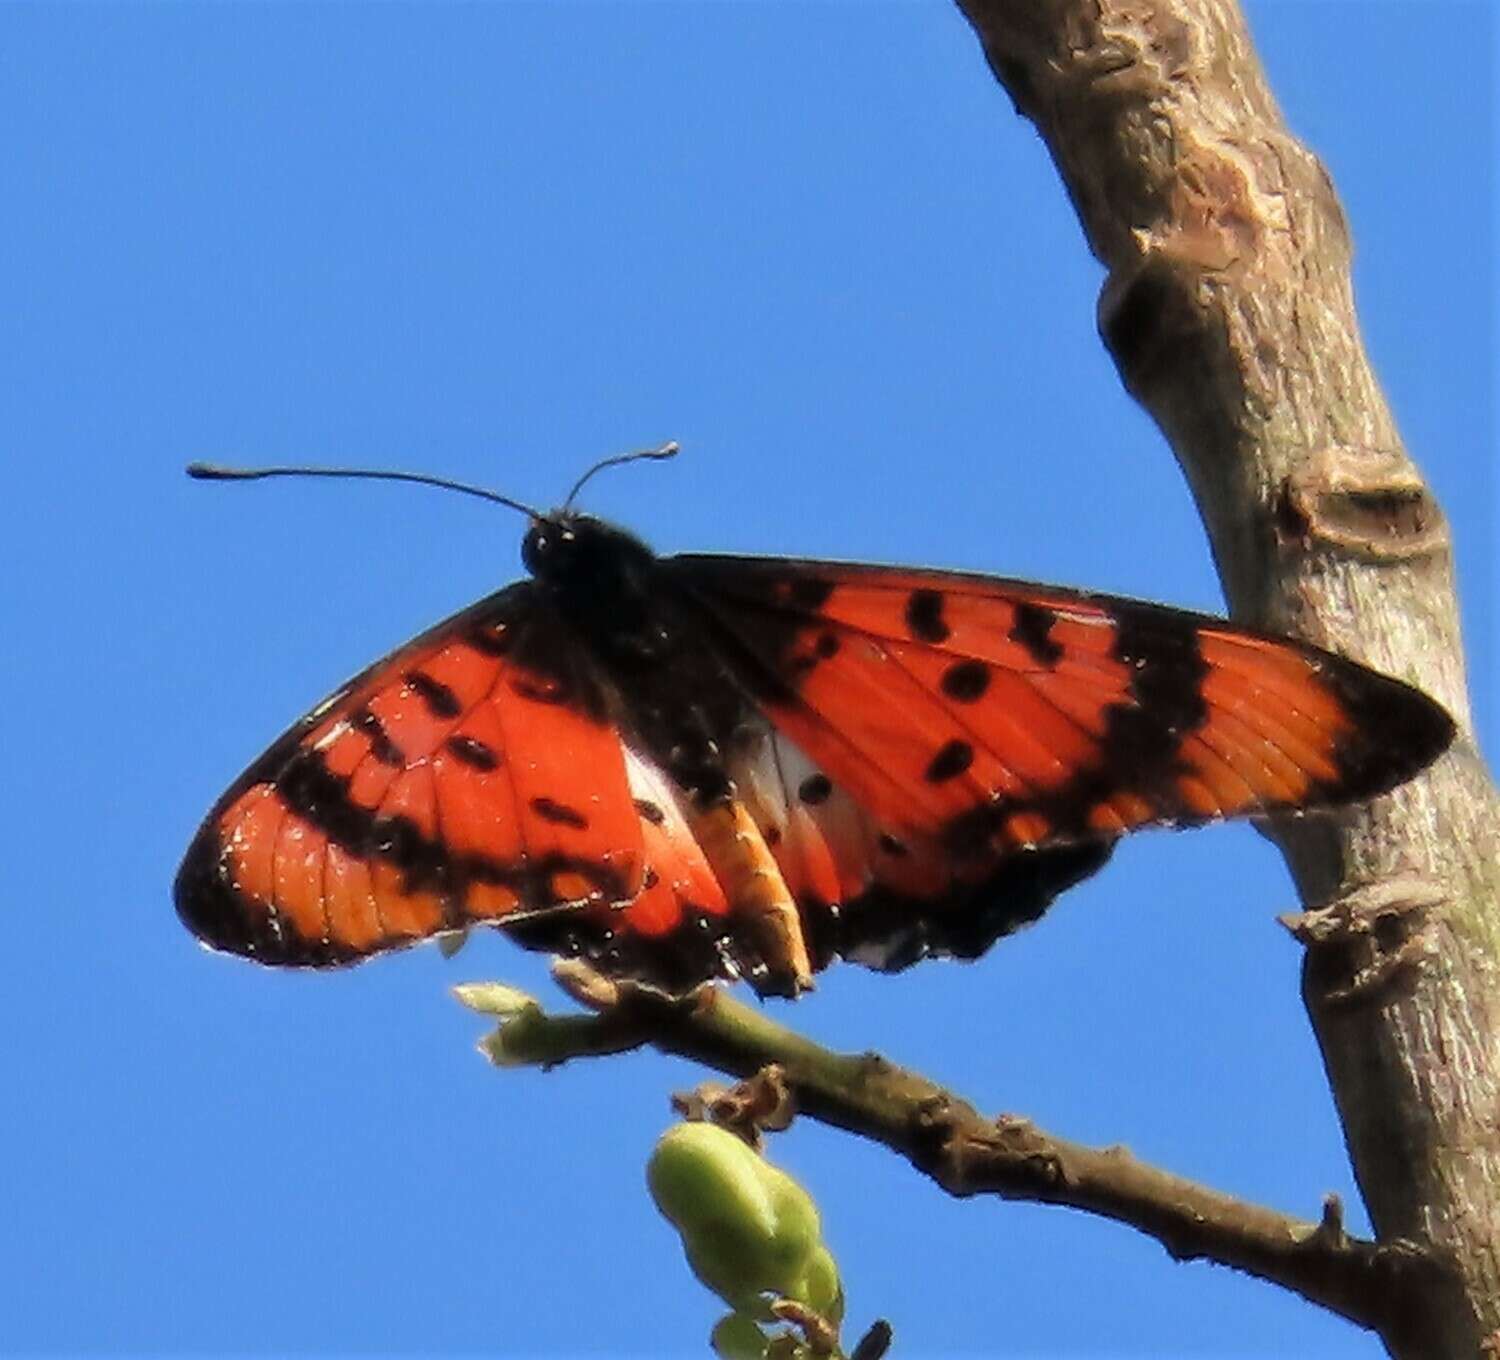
[950,1,1500,1353]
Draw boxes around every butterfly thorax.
[522,513,760,809]
[521,514,664,656]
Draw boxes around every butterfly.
[176,452,1454,998]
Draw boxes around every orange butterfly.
[177,456,1453,997]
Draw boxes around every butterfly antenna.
[562,440,680,510]
[186,462,545,520]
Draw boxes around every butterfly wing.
[667,555,1453,970]
[178,545,1453,995]
[175,584,738,986]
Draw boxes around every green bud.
[450,981,537,1017]
[648,1122,840,1319]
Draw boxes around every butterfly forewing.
[671,557,1454,854]
[178,586,650,966]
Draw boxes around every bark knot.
[1283,876,1445,1009]
[1275,447,1449,562]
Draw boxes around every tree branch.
[459,972,1441,1337]
[950,1,1500,1353]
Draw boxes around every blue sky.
[1,3,1492,1356]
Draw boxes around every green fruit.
[648,1123,839,1316]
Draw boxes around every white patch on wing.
[311,720,349,752]
[731,729,885,906]
[621,744,692,837]
[619,743,727,919]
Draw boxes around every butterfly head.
[522,511,656,587]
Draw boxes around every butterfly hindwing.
[716,723,1113,974]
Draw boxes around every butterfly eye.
[520,525,552,576]
[522,520,587,578]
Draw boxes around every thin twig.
[460,971,1442,1334]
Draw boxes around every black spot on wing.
[1010,602,1063,667]
[353,706,404,768]
[529,796,589,829]
[634,798,667,825]
[1111,613,1209,737]
[798,773,833,805]
[940,659,991,703]
[445,733,501,771]
[404,669,461,719]
[906,589,950,643]
[925,738,974,783]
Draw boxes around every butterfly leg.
[687,800,815,997]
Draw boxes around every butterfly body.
[177,510,1453,997]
